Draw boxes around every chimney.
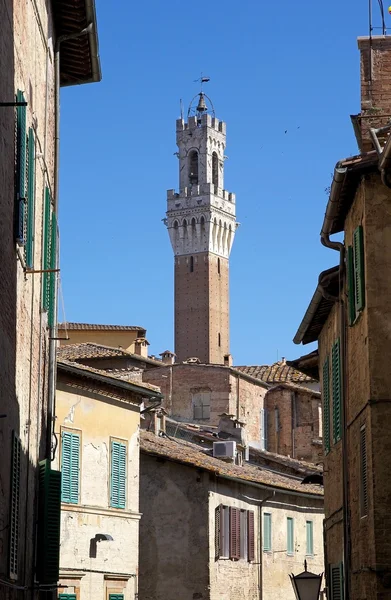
[223,354,233,367]
[143,407,167,436]
[159,350,176,365]
[356,36,391,152]
[134,337,149,358]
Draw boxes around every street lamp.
[289,560,323,600]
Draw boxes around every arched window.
[190,256,194,273]
[189,150,199,185]
[212,152,219,187]
[217,258,221,275]
[218,333,221,347]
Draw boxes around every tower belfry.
[165,91,237,364]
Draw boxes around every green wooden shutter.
[36,459,61,584]
[347,246,356,326]
[322,357,331,454]
[25,128,35,267]
[9,432,21,579]
[109,595,124,600]
[360,425,368,517]
[330,563,344,600]
[16,90,27,245]
[215,505,221,559]
[263,513,272,551]
[59,595,77,600]
[332,339,342,444]
[61,431,80,504]
[110,441,127,509]
[48,212,57,327]
[287,517,294,555]
[42,187,51,311]
[306,520,314,555]
[353,226,365,314]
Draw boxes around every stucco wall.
[54,379,141,599]
[0,0,56,595]
[60,329,143,354]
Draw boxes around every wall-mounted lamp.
[89,534,114,558]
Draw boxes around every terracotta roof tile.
[140,431,323,497]
[57,343,162,366]
[235,361,315,384]
[58,322,145,332]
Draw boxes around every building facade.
[139,429,324,600]
[58,323,149,356]
[293,35,391,600]
[165,93,237,364]
[0,1,100,597]
[55,360,163,600]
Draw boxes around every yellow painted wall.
[60,329,141,353]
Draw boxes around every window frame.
[110,438,127,509]
[287,517,294,556]
[306,520,314,556]
[60,428,81,505]
[263,512,272,552]
[215,504,255,562]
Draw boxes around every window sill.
[61,503,141,519]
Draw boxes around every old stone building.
[59,322,150,356]
[54,359,162,600]
[0,1,101,598]
[165,92,237,364]
[293,35,391,600]
[138,426,324,600]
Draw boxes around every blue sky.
[59,0,376,365]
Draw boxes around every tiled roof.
[267,382,320,396]
[57,343,162,366]
[58,322,145,332]
[287,350,319,381]
[58,358,162,395]
[235,361,315,384]
[140,431,323,497]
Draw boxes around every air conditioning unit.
[213,441,236,459]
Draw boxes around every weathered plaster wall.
[60,329,142,353]
[54,380,141,599]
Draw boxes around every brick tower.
[165,92,237,364]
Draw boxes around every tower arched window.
[190,256,194,273]
[212,152,219,188]
[189,150,199,185]
[217,258,221,275]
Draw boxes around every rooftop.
[140,431,323,498]
[53,0,101,86]
[287,350,319,381]
[57,342,163,366]
[235,360,316,384]
[59,322,146,332]
[58,358,162,397]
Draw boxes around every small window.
[110,440,127,509]
[260,408,267,451]
[218,333,221,347]
[217,257,221,274]
[287,517,294,555]
[212,151,219,187]
[193,391,211,420]
[263,513,272,551]
[215,505,254,562]
[190,256,194,273]
[360,425,368,517]
[329,563,344,600]
[61,431,80,504]
[189,150,199,185]
[306,520,314,556]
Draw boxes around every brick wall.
[175,252,229,364]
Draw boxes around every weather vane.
[193,73,211,92]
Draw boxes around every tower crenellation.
[165,91,237,364]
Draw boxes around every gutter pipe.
[320,174,350,600]
[46,22,95,460]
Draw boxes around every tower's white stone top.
[165,111,237,258]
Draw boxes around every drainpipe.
[320,227,350,600]
[46,24,93,460]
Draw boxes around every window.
[332,339,342,444]
[287,517,294,555]
[212,151,219,187]
[322,356,331,454]
[218,333,221,347]
[260,408,267,451]
[37,459,61,584]
[190,256,194,272]
[263,512,272,551]
[108,596,124,600]
[42,187,57,327]
[59,596,77,600]
[360,425,368,517]
[329,563,344,600]
[306,520,314,556]
[217,257,220,274]
[15,90,27,247]
[9,432,21,579]
[347,225,365,325]
[110,440,127,509]
[61,431,80,504]
[192,391,211,420]
[188,150,198,185]
[215,505,254,561]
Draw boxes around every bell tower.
[165,91,237,364]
